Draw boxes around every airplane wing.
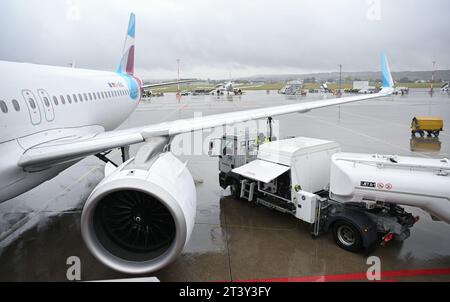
[142,79,197,89]
[18,88,393,170]
[234,85,262,90]
[18,54,394,170]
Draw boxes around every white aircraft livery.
[0,13,394,274]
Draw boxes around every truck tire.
[230,183,241,200]
[332,220,363,253]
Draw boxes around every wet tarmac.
[1,89,450,282]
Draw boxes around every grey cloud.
[0,0,448,79]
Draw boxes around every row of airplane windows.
[0,89,131,114]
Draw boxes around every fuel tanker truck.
[210,135,450,253]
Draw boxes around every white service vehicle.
[210,134,450,252]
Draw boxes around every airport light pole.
[338,64,342,122]
[431,60,436,94]
[338,64,342,97]
[176,59,181,93]
[429,60,436,114]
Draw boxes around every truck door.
[219,136,236,173]
[22,90,41,125]
[37,89,55,122]
[208,138,222,157]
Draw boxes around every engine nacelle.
[81,149,196,274]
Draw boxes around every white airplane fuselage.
[0,60,142,202]
[224,82,233,92]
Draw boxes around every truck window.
[223,138,235,156]
[248,139,257,154]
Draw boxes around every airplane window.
[101,92,104,99]
[12,99,20,111]
[53,96,58,105]
[67,95,72,104]
[78,93,83,102]
[89,93,93,100]
[93,93,97,100]
[0,100,8,113]
[109,91,112,98]
[60,95,66,105]
[43,97,50,107]
[28,98,37,109]
[97,92,101,99]
[84,93,88,101]
[73,94,78,103]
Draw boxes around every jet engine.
[81,138,196,274]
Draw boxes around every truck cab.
[209,131,271,197]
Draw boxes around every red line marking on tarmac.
[220,267,450,282]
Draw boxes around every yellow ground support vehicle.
[411,117,444,137]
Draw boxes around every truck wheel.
[332,221,363,253]
[230,183,241,200]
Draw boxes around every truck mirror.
[208,139,221,157]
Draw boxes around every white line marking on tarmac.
[339,106,450,138]
[303,114,433,159]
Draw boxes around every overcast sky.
[0,0,449,79]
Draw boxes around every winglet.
[116,13,135,75]
[379,53,394,95]
[381,53,394,88]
